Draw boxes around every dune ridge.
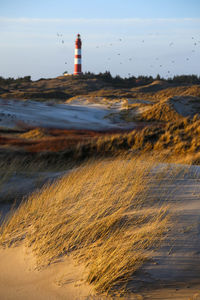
[0,156,170,295]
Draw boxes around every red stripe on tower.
[74,34,82,75]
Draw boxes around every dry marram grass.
[0,156,170,294]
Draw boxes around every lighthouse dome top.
[77,33,81,38]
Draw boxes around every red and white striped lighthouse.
[74,33,82,75]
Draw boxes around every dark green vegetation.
[0,73,200,101]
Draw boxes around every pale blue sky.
[0,0,200,79]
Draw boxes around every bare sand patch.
[0,246,94,300]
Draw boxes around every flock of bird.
[56,33,200,77]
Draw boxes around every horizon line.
[1,17,200,23]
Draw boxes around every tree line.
[0,73,200,87]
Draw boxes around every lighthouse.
[74,34,82,75]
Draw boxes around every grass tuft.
[0,155,170,294]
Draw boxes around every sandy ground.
[1,96,200,299]
[0,170,67,205]
[0,170,68,225]
[0,246,94,300]
[0,98,136,130]
[133,164,200,299]
[1,164,200,299]
[170,96,200,117]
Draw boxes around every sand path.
[135,165,200,299]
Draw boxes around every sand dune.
[0,170,66,204]
[136,95,200,122]
[0,98,133,131]
[1,163,200,299]
[0,246,94,300]
[1,79,200,299]
[169,96,200,117]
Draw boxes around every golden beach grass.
[0,155,170,294]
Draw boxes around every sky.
[0,0,200,80]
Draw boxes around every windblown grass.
[83,115,200,162]
[0,156,75,205]
[0,155,170,294]
[138,98,181,122]
[1,114,200,171]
